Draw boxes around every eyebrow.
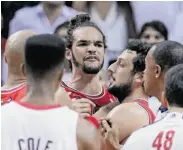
[77,40,103,43]
[118,58,126,64]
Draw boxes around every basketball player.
[143,41,183,120]
[57,14,117,115]
[2,34,102,150]
[101,41,183,149]
[122,64,183,150]
[1,30,36,104]
[98,39,156,147]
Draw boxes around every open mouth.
[85,55,99,61]
[109,75,115,84]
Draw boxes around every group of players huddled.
[2,14,183,150]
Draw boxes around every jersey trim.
[15,101,61,110]
[1,82,27,94]
[85,116,100,129]
[135,99,155,124]
[60,81,105,99]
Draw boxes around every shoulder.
[13,5,37,19]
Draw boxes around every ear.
[20,63,26,77]
[65,48,72,61]
[161,91,169,108]
[134,72,144,88]
[155,64,162,79]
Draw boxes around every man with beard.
[2,34,102,150]
[57,14,117,116]
[122,64,183,150]
[100,39,156,147]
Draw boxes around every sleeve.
[8,11,27,36]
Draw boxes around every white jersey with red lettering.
[2,101,79,150]
[122,112,183,150]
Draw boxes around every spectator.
[131,1,183,34]
[9,1,79,36]
[170,11,183,44]
[54,21,69,37]
[139,21,168,45]
[72,1,137,69]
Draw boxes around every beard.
[108,79,133,103]
[72,51,104,74]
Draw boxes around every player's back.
[123,112,183,150]
[2,101,79,150]
[1,83,27,104]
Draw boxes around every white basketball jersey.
[2,101,79,150]
[122,112,183,150]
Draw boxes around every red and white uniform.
[135,99,155,124]
[1,83,27,104]
[61,81,117,114]
[2,101,79,150]
[123,112,183,150]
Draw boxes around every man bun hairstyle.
[65,14,107,49]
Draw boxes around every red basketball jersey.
[135,99,155,123]
[61,81,117,113]
[1,83,27,105]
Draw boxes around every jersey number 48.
[152,130,175,150]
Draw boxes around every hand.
[100,118,121,150]
[72,98,96,117]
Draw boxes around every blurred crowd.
[1,1,183,85]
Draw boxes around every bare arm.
[107,103,149,143]
[77,117,103,150]
[93,101,120,119]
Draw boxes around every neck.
[69,68,102,95]
[123,87,148,103]
[42,3,63,24]
[168,106,183,113]
[155,81,164,102]
[22,82,57,106]
[2,74,26,89]
[92,1,113,20]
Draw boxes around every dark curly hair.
[65,14,107,49]
[126,39,152,74]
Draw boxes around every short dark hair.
[54,21,69,34]
[126,39,152,74]
[153,41,183,72]
[25,34,66,78]
[165,64,183,107]
[65,14,107,49]
[139,21,168,40]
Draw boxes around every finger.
[76,103,91,108]
[80,113,90,118]
[74,99,96,107]
[78,107,91,113]
[102,120,111,132]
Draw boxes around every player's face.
[108,50,137,101]
[143,46,157,96]
[140,27,165,45]
[70,27,105,74]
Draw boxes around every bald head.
[5,30,36,76]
